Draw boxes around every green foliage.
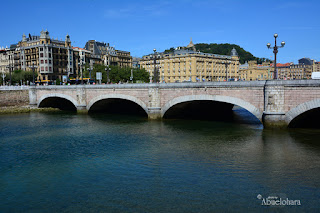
[55,78,61,85]
[195,43,271,64]
[82,64,150,83]
[4,70,38,85]
[164,47,175,53]
[164,43,271,64]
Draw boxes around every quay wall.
[0,88,29,107]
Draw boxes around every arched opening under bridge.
[38,97,77,111]
[88,98,148,117]
[288,107,320,128]
[163,100,262,125]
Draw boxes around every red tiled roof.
[270,63,292,67]
[72,47,86,50]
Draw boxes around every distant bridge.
[28,80,320,128]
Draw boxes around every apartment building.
[238,61,273,81]
[15,30,74,82]
[314,62,320,72]
[140,47,239,83]
[277,58,314,80]
[84,40,132,67]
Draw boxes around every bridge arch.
[161,95,263,122]
[38,93,78,110]
[87,94,148,114]
[285,98,320,127]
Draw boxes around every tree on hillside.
[163,43,271,64]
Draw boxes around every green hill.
[165,43,270,64]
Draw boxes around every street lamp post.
[78,59,85,85]
[1,73,6,86]
[29,62,38,85]
[87,68,92,79]
[105,65,111,83]
[6,54,14,86]
[153,49,159,83]
[130,69,133,83]
[216,60,232,81]
[267,33,285,80]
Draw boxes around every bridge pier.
[148,87,162,120]
[29,86,37,107]
[263,113,287,129]
[77,106,88,114]
[263,84,288,129]
[148,107,162,120]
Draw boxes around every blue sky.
[1,0,319,63]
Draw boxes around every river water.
[0,109,320,212]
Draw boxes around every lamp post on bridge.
[78,59,85,85]
[153,49,159,83]
[267,33,285,80]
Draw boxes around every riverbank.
[0,106,60,114]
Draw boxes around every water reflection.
[0,112,320,211]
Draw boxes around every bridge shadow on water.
[88,98,148,117]
[39,97,77,111]
[163,100,262,126]
[289,107,320,129]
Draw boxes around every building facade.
[0,49,9,73]
[84,40,132,68]
[15,30,75,82]
[277,58,314,80]
[140,45,239,83]
[314,62,320,72]
[238,61,273,81]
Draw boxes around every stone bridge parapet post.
[76,86,88,113]
[263,81,288,128]
[29,85,37,108]
[148,86,161,119]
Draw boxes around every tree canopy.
[164,43,271,64]
[1,70,37,85]
[83,64,149,83]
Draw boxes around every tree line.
[82,64,150,83]
[0,65,150,85]
[0,70,37,85]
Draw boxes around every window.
[41,60,44,64]
[40,47,43,51]
[49,67,52,71]
[41,67,44,71]
[49,53,51,58]
[45,60,47,64]
[40,53,43,57]
[49,60,51,64]
[46,67,48,71]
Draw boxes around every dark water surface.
[1,109,320,212]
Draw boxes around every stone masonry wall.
[0,90,29,107]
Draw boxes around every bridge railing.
[0,85,30,90]
[27,79,320,90]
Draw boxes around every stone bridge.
[28,80,320,128]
